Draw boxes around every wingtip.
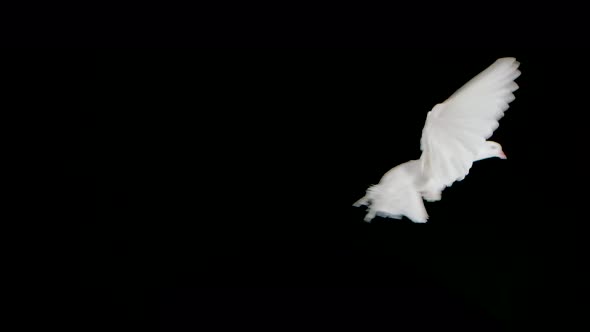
[495,57,520,69]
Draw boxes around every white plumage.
[355,58,520,223]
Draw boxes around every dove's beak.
[499,150,507,159]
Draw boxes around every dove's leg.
[364,210,376,222]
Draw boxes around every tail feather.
[357,183,428,223]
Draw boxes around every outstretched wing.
[419,57,520,189]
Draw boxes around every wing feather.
[419,57,520,189]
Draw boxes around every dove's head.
[476,141,507,161]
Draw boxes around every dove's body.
[355,58,520,223]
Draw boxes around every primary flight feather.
[354,57,520,223]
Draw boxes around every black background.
[73,50,587,330]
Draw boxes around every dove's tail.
[353,196,368,207]
[355,183,428,223]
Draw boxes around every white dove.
[354,57,520,223]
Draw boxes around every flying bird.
[354,58,520,223]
